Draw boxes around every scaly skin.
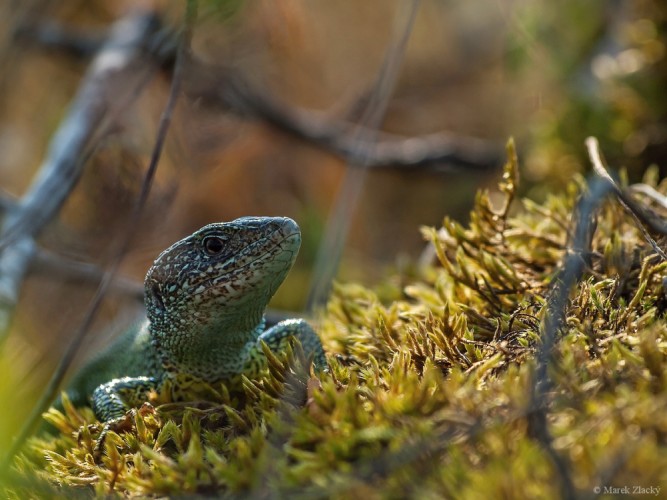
[65,216,326,423]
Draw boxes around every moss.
[7,141,667,498]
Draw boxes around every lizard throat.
[150,309,265,379]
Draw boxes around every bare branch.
[525,138,667,498]
[31,249,144,300]
[17,18,504,171]
[306,0,423,312]
[586,136,667,261]
[13,21,106,58]
[0,12,161,340]
[528,177,614,500]
[0,198,143,300]
[630,183,667,209]
[218,72,503,170]
[0,2,196,471]
[0,13,162,250]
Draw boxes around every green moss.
[7,142,667,497]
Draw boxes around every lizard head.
[144,216,301,341]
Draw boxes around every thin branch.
[586,136,667,261]
[219,72,504,170]
[306,0,423,312]
[0,195,143,299]
[0,12,162,340]
[13,21,107,58]
[17,19,504,171]
[31,248,144,300]
[630,183,667,209]
[528,177,614,500]
[523,141,666,494]
[0,1,196,472]
[0,13,162,251]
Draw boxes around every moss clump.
[7,142,667,498]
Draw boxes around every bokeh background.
[0,0,665,450]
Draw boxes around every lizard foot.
[91,402,158,463]
[92,412,135,463]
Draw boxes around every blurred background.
[0,0,665,449]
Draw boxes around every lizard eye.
[203,236,225,255]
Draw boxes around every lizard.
[63,216,327,427]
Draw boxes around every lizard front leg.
[92,375,160,422]
[90,376,160,460]
[246,318,327,376]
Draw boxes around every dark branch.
[32,249,144,300]
[528,177,613,500]
[13,21,107,58]
[305,0,423,313]
[17,19,504,172]
[194,66,504,171]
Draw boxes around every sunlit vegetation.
[7,148,667,497]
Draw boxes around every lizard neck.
[151,311,266,380]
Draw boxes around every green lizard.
[64,216,326,424]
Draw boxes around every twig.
[17,19,504,171]
[0,12,162,340]
[523,150,667,495]
[0,13,162,251]
[220,71,504,170]
[13,21,106,57]
[586,136,667,261]
[0,194,143,299]
[528,177,614,500]
[630,183,667,209]
[31,248,144,300]
[0,1,196,473]
[306,0,423,312]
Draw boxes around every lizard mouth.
[148,283,166,313]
